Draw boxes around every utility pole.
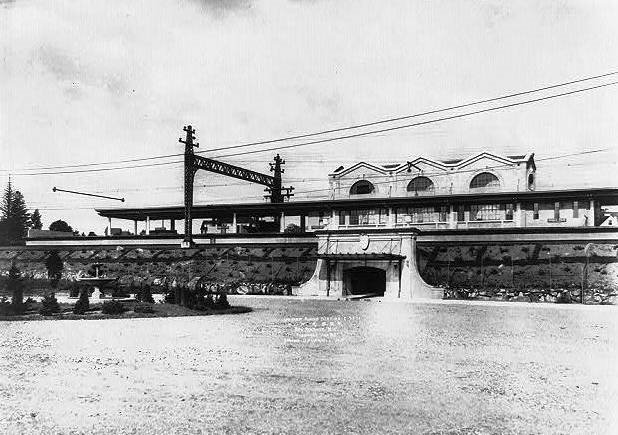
[180,125,199,248]
[264,154,294,203]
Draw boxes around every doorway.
[344,266,386,296]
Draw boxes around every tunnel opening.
[344,266,386,297]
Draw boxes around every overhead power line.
[212,80,618,159]
[27,150,615,206]
[8,80,618,177]
[205,71,618,154]
[2,70,617,173]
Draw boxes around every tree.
[49,220,73,233]
[45,250,64,289]
[0,181,31,244]
[30,209,42,230]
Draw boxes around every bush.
[0,295,18,316]
[73,289,90,314]
[24,297,36,311]
[136,285,155,303]
[45,251,64,289]
[214,292,230,309]
[194,293,215,311]
[101,300,126,315]
[133,303,154,314]
[39,293,61,316]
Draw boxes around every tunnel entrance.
[344,266,386,296]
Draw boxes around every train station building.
[31,151,618,300]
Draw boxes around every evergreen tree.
[12,191,30,239]
[30,209,43,230]
[0,180,31,244]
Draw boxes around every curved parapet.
[397,234,443,299]
[298,258,329,297]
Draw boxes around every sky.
[1,0,617,233]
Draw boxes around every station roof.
[96,187,618,222]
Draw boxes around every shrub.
[73,289,90,314]
[133,303,154,314]
[136,285,155,303]
[101,300,126,315]
[214,292,230,309]
[44,251,64,289]
[0,295,17,316]
[39,293,61,316]
[24,297,36,311]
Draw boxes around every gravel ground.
[0,297,617,434]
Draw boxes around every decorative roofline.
[330,152,535,177]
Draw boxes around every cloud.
[190,0,252,16]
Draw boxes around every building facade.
[326,152,600,231]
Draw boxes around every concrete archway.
[343,266,386,296]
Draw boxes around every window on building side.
[470,204,501,221]
[411,207,436,223]
[533,203,539,220]
[349,209,375,225]
[339,211,346,225]
[469,172,500,191]
[505,203,514,221]
[349,180,375,195]
[407,176,434,195]
[573,201,579,218]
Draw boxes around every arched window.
[407,176,434,195]
[470,172,500,191]
[349,180,375,195]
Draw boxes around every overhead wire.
[2,70,617,173]
[22,149,616,203]
[7,79,617,176]
[211,81,618,159]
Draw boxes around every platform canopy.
[96,187,618,222]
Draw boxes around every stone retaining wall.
[417,241,618,303]
[0,245,318,295]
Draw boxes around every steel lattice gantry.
[180,125,293,246]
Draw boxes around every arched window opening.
[470,172,500,191]
[349,180,375,195]
[407,176,434,195]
